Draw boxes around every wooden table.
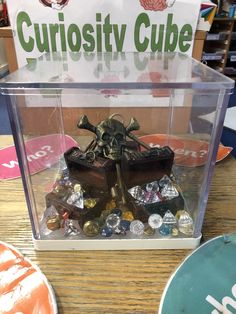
[0,135,236,314]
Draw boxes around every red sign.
[0,134,78,180]
[140,134,233,167]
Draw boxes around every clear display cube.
[1,52,234,250]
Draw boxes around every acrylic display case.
[1,52,234,250]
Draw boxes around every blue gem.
[58,179,66,186]
[159,224,172,236]
[112,208,122,217]
[120,220,130,231]
[62,169,69,177]
[101,226,113,237]
[114,227,126,236]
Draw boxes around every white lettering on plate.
[206,283,236,313]
[1,145,54,168]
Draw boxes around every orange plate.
[140,134,233,167]
[0,241,57,314]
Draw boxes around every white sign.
[6,0,201,67]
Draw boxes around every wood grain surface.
[0,135,236,314]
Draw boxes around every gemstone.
[67,192,84,209]
[161,183,179,200]
[159,224,172,236]
[159,175,172,187]
[178,211,194,236]
[122,211,134,222]
[44,205,58,218]
[130,220,145,235]
[148,214,163,229]
[74,184,83,193]
[163,210,177,225]
[74,197,84,209]
[67,193,78,204]
[84,198,97,208]
[112,208,122,217]
[64,180,72,187]
[105,199,117,211]
[46,215,61,231]
[59,157,67,171]
[58,179,66,186]
[146,181,159,192]
[120,220,130,231]
[128,186,145,201]
[144,225,155,236]
[114,227,126,236]
[100,209,112,221]
[64,219,80,236]
[53,186,69,199]
[144,191,160,204]
[83,220,100,237]
[60,211,69,228]
[172,227,179,236]
[62,211,69,221]
[175,210,187,220]
[53,184,63,193]
[61,167,69,177]
[101,226,113,237]
[106,214,121,229]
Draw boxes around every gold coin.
[83,220,100,237]
[144,225,155,236]
[84,198,97,208]
[46,215,61,231]
[122,211,134,222]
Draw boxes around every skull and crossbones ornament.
[77,114,140,161]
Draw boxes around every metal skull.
[96,118,126,160]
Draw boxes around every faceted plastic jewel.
[163,210,177,225]
[178,211,194,235]
[44,205,58,219]
[159,175,172,188]
[128,186,145,201]
[67,191,84,209]
[64,219,80,237]
[161,183,179,200]
[148,214,163,229]
[144,191,160,204]
[130,220,145,235]
[159,224,172,236]
[146,181,159,192]
[106,214,121,229]
[101,226,113,237]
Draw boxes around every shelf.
[202,54,224,61]
[228,51,236,62]
[231,32,236,40]
[202,17,236,76]
[224,67,236,75]
[206,31,229,41]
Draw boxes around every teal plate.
[159,234,236,314]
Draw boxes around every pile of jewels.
[43,114,194,238]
